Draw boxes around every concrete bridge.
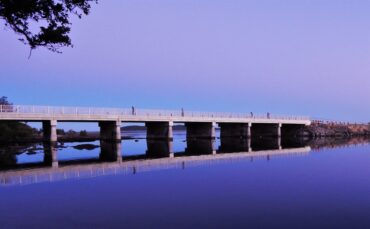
[0,105,310,141]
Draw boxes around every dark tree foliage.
[0,96,11,105]
[0,96,37,142]
[0,121,37,142]
[0,0,97,54]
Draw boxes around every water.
[1,131,370,228]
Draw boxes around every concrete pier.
[42,120,57,142]
[281,124,304,137]
[277,123,282,137]
[220,122,252,138]
[186,122,216,139]
[99,121,121,141]
[252,123,281,138]
[247,123,251,139]
[146,121,173,140]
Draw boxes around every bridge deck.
[0,105,311,125]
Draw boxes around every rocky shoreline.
[301,121,370,138]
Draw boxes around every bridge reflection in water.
[0,138,311,186]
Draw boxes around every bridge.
[0,105,311,142]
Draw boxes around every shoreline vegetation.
[0,123,369,144]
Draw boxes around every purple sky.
[1,0,370,123]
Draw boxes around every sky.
[1,0,370,125]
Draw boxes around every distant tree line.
[57,128,88,137]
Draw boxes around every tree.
[0,96,13,112]
[66,129,77,136]
[56,128,65,135]
[0,96,37,142]
[0,96,11,105]
[0,0,97,55]
[79,130,87,136]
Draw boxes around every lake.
[1,130,370,228]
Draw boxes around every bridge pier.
[43,120,57,142]
[251,123,281,138]
[146,121,173,140]
[281,124,305,137]
[186,122,216,139]
[99,121,121,141]
[219,122,252,138]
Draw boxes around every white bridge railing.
[0,105,310,120]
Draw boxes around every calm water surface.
[1,131,370,229]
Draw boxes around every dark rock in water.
[122,136,135,140]
[73,144,99,150]
[57,145,68,149]
[26,150,37,155]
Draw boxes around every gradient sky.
[1,0,370,123]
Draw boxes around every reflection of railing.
[0,147,311,186]
[0,105,310,121]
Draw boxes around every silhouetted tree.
[0,96,37,142]
[79,130,87,136]
[66,129,77,136]
[0,0,97,55]
[0,96,11,105]
[56,128,65,135]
